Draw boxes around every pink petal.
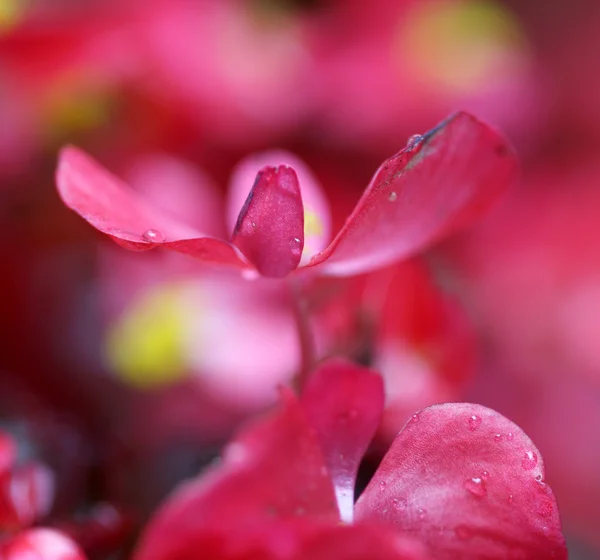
[0,432,16,474]
[0,528,87,560]
[56,147,250,271]
[301,359,384,522]
[227,151,331,263]
[231,166,304,278]
[307,112,518,276]
[354,403,567,560]
[134,390,338,560]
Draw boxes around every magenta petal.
[308,112,518,276]
[354,403,567,560]
[135,390,338,560]
[301,359,384,522]
[56,147,250,270]
[231,166,304,278]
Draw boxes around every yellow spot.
[304,207,323,237]
[0,0,26,31]
[399,0,529,94]
[42,85,113,141]
[105,285,193,389]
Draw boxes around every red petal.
[56,147,250,271]
[354,403,567,560]
[0,528,87,560]
[231,166,304,278]
[0,432,16,474]
[301,359,384,522]
[134,390,338,560]
[307,112,518,276]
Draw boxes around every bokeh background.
[1,0,599,557]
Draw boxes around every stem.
[287,275,316,392]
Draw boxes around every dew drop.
[407,134,423,148]
[481,470,490,480]
[535,474,545,484]
[506,432,514,441]
[392,497,407,510]
[293,237,301,243]
[468,415,482,431]
[508,494,514,504]
[251,222,257,228]
[379,481,387,491]
[418,508,427,519]
[141,229,165,243]
[388,191,397,202]
[493,433,503,442]
[455,525,473,541]
[464,477,487,497]
[521,451,538,470]
[410,413,420,423]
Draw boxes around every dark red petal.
[301,359,384,522]
[354,403,567,560]
[56,147,250,271]
[231,166,304,278]
[0,528,87,560]
[0,432,16,474]
[307,112,518,276]
[134,390,338,560]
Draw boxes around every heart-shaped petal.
[354,403,567,560]
[308,112,518,276]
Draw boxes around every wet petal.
[355,403,567,560]
[227,151,331,263]
[308,112,518,276]
[56,147,250,271]
[135,389,338,560]
[231,165,304,277]
[301,359,384,522]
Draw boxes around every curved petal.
[0,432,16,474]
[307,112,518,276]
[0,528,87,560]
[301,359,384,522]
[135,389,338,560]
[231,166,304,278]
[56,147,251,271]
[227,151,331,263]
[355,403,567,560]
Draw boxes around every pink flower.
[133,359,567,560]
[56,112,517,279]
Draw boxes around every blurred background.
[1,0,599,557]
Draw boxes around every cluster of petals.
[56,112,518,279]
[133,359,567,560]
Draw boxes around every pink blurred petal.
[308,112,518,276]
[0,432,16,474]
[355,403,567,560]
[227,151,331,262]
[0,528,87,560]
[135,389,338,560]
[301,359,384,522]
[231,166,304,278]
[56,147,250,270]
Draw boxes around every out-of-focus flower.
[56,112,517,279]
[0,528,87,560]
[133,360,567,560]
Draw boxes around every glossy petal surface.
[301,359,384,521]
[56,147,250,270]
[355,403,567,559]
[308,112,518,276]
[135,390,338,560]
[232,166,304,277]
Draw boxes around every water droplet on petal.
[521,451,538,470]
[141,229,165,243]
[493,433,503,442]
[379,481,387,491]
[418,508,427,519]
[508,494,514,504]
[410,413,420,423]
[251,222,257,228]
[468,415,482,431]
[392,497,407,510]
[481,470,490,480]
[388,191,397,202]
[455,525,473,540]
[535,474,545,484]
[465,477,487,497]
[506,432,514,441]
[407,134,423,148]
[293,237,301,243]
